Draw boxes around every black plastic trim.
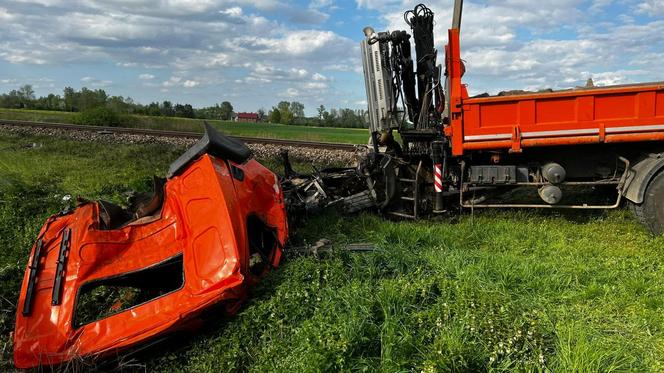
[51,228,71,306]
[22,239,44,316]
[167,122,251,178]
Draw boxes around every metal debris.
[290,239,379,257]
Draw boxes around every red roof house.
[235,112,259,123]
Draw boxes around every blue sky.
[1,0,663,115]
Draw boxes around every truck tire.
[630,171,664,235]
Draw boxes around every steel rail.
[0,119,359,151]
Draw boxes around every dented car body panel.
[14,127,287,369]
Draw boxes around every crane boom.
[452,0,463,30]
[445,0,463,119]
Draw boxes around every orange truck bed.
[445,30,664,155]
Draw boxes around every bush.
[73,107,122,127]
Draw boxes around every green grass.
[1,131,664,371]
[0,108,369,144]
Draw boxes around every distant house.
[235,112,259,123]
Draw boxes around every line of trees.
[267,101,368,129]
[316,105,368,129]
[0,85,220,119]
[0,85,368,128]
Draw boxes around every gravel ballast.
[0,125,364,165]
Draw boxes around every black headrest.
[167,122,252,178]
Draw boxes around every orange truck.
[360,1,664,234]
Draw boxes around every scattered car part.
[290,240,379,257]
[290,239,333,257]
[344,243,379,252]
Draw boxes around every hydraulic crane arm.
[452,0,463,30]
[445,0,463,119]
[360,1,464,140]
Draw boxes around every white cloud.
[159,0,219,13]
[637,0,664,16]
[586,70,650,86]
[303,82,328,89]
[236,30,355,58]
[355,0,402,10]
[0,45,50,64]
[287,7,329,24]
[162,76,181,87]
[0,7,14,20]
[241,63,332,91]
[590,0,613,12]
[58,12,170,44]
[280,87,300,97]
[310,0,333,9]
[631,52,664,69]
[162,76,201,88]
[81,76,113,87]
[312,73,328,81]
[220,6,243,17]
[13,0,63,6]
[84,0,240,17]
[139,74,155,80]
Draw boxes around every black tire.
[631,171,664,235]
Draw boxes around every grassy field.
[0,108,369,144]
[1,131,664,371]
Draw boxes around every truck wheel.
[630,171,664,235]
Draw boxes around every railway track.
[0,119,359,151]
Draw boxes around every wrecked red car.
[13,124,288,369]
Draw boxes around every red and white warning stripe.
[434,164,443,193]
